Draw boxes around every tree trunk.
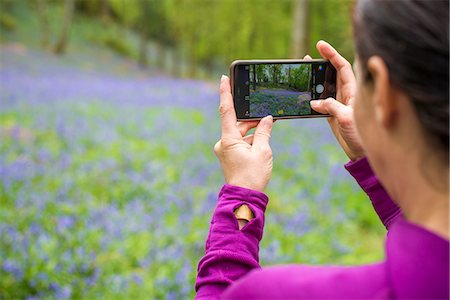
[188,50,197,78]
[288,66,291,88]
[171,48,180,77]
[291,0,310,58]
[205,59,215,79]
[100,0,110,24]
[156,43,165,70]
[138,33,148,68]
[36,0,50,49]
[253,65,256,90]
[53,0,75,55]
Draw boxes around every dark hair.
[353,0,449,155]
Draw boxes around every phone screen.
[232,60,336,120]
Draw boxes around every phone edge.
[236,114,331,122]
[229,59,333,121]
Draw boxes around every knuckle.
[221,137,234,147]
[260,150,272,161]
[339,114,353,128]
[343,59,352,70]
[335,55,351,70]
[324,97,334,105]
[213,140,222,154]
[255,143,272,156]
[219,104,230,116]
[262,146,272,156]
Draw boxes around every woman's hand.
[214,75,274,192]
[309,41,365,161]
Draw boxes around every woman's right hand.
[213,75,274,193]
[309,41,365,161]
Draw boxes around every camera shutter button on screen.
[316,84,324,93]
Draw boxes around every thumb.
[310,98,346,117]
[253,115,273,148]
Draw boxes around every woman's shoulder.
[386,217,449,299]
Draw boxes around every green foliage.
[252,64,310,91]
[0,13,16,31]
[255,65,267,83]
[108,0,140,27]
[288,65,310,91]
[309,0,355,61]
[268,64,283,83]
[99,34,134,58]
[2,0,355,77]
[75,0,106,16]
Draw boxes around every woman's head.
[352,0,449,164]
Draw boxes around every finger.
[316,40,355,85]
[237,121,258,137]
[219,75,240,139]
[303,54,312,60]
[243,134,254,145]
[310,98,347,117]
[252,115,273,149]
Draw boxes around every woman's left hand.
[309,41,365,161]
[214,75,274,193]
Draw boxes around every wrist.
[217,184,269,240]
[348,150,365,162]
[349,155,365,162]
[226,178,268,193]
[219,184,269,213]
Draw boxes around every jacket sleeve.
[345,157,402,230]
[194,184,269,299]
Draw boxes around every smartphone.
[230,59,337,121]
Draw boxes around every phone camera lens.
[316,84,324,93]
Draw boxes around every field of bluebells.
[0,44,385,299]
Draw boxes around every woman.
[195,0,449,298]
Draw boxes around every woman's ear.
[367,56,399,128]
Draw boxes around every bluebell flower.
[132,273,143,285]
[3,259,24,280]
[56,215,76,233]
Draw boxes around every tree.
[252,65,256,91]
[269,64,282,85]
[137,0,151,68]
[36,0,51,49]
[255,65,267,84]
[136,0,173,69]
[53,0,75,55]
[291,0,310,58]
[288,65,310,91]
[100,0,111,24]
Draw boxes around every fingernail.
[262,115,272,123]
[310,100,320,107]
[221,75,227,82]
[264,115,273,126]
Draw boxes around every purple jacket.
[195,157,449,299]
